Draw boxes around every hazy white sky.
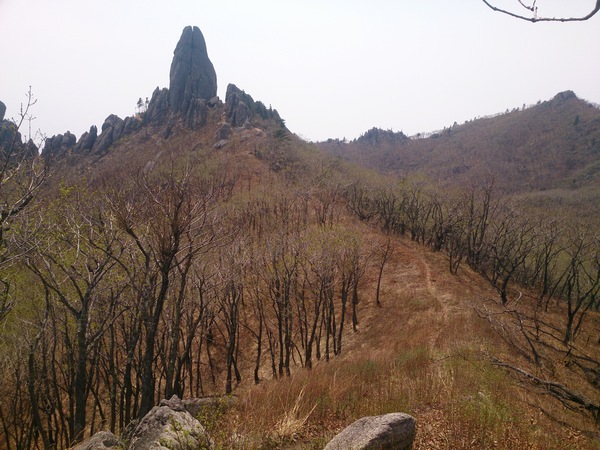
[1,0,599,142]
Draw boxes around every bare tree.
[109,163,230,418]
[0,88,48,323]
[374,235,394,307]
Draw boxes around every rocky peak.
[355,127,409,146]
[169,26,217,117]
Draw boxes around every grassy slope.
[211,234,599,449]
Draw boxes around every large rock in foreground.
[128,395,213,450]
[324,413,416,450]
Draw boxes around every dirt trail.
[341,235,471,359]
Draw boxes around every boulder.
[43,131,76,156]
[92,128,114,155]
[92,114,135,154]
[215,123,231,141]
[123,116,140,135]
[213,139,228,149]
[184,97,208,129]
[207,96,221,108]
[145,87,170,124]
[72,431,121,450]
[225,84,253,128]
[0,100,6,122]
[169,26,217,117]
[127,395,213,450]
[74,125,98,153]
[324,413,416,450]
[0,121,22,156]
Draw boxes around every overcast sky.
[1,0,599,143]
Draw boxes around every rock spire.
[169,26,217,116]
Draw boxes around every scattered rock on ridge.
[43,131,76,156]
[215,122,231,141]
[145,87,170,125]
[324,413,416,450]
[74,125,98,153]
[225,84,252,128]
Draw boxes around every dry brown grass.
[208,236,599,449]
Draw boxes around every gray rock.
[215,123,231,141]
[92,127,114,155]
[101,114,123,132]
[213,139,228,149]
[169,26,217,117]
[207,96,220,108]
[0,100,6,122]
[74,125,98,153]
[225,84,253,128]
[324,413,416,450]
[184,97,208,129]
[92,114,138,154]
[43,131,76,156]
[0,121,22,156]
[123,116,140,135]
[71,431,121,450]
[160,394,186,412]
[145,87,170,124]
[128,396,214,450]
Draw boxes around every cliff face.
[169,25,217,115]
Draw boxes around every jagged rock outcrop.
[0,120,20,156]
[74,125,98,153]
[224,83,281,129]
[0,100,6,122]
[225,84,253,128]
[144,87,170,124]
[324,413,416,450]
[168,25,217,128]
[89,114,138,155]
[0,120,38,159]
[549,90,577,107]
[91,115,119,155]
[355,127,409,146]
[72,431,120,450]
[43,131,77,156]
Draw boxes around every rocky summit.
[169,25,217,117]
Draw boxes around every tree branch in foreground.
[482,0,600,22]
[492,358,600,422]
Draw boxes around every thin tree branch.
[482,0,600,22]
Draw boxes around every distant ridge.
[318,91,600,194]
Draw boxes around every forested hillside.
[319,91,600,224]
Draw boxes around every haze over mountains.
[319,91,600,193]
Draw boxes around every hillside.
[318,91,600,224]
[0,26,599,450]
